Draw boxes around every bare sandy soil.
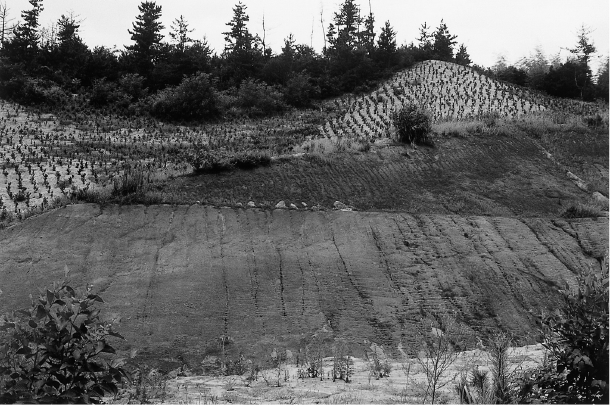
[122,344,547,404]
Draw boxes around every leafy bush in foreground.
[0,281,128,403]
[392,104,433,146]
[519,260,609,403]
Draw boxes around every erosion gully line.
[330,229,369,303]
[218,211,230,335]
[307,254,322,314]
[368,223,400,292]
[140,206,175,331]
[276,247,288,318]
[240,209,263,329]
[297,258,306,316]
[521,218,582,291]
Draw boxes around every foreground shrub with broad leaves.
[392,103,434,146]
[0,280,129,403]
[518,258,609,404]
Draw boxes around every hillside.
[0,61,606,217]
[0,60,607,377]
[0,204,606,368]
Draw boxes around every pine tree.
[53,13,88,80]
[432,19,457,62]
[418,22,433,54]
[6,0,43,64]
[376,20,396,67]
[325,22,337,54]
[568,25,596,100]
[126,1,164,77]
[454,43,471,66]
[221,2,262,86]
[281,33,295,60]
[360,10,376,55]
[569,25,596,70]
[169,15,193,53]
[57,13,82,46]
[222,2,256,55]
[333,0,362,53]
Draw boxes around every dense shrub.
[0,73,47,105]
[185,146,271,174]
[283,72,320,107]
[519,260,609,403]
[235,79,286,116]
[89,78,130,108]
[118,73,148,101]
[0,281,128,403]
[149,72,219,121]
[392,104,434,146]
[583,114,605,129]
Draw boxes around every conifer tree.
[568,25,596,100]
[57,13,81,46]
[53,13,88,81]
[569,25,596,70]
[432,19,457,62]
[126,1,164,77]
[222,1,256,56]
[454,43,471,66]
[333,0,362,53]
[170,15,193,53]
[360,10,376,55]
[376,20,396,66]
[418,22,433,54]
[222,2,262,85]
[6,0,43,65]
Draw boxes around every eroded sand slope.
[0,204,606,363]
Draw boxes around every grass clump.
[186,147,271,174]
[561,201,607,218]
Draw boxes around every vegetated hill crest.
[0,204,606,365]
[319,60,598,140]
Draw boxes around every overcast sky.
[7,0,610,73]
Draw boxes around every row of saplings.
[0,261,607,404]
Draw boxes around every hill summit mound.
[319,60,596,140]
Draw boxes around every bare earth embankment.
[0,204,606,361]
